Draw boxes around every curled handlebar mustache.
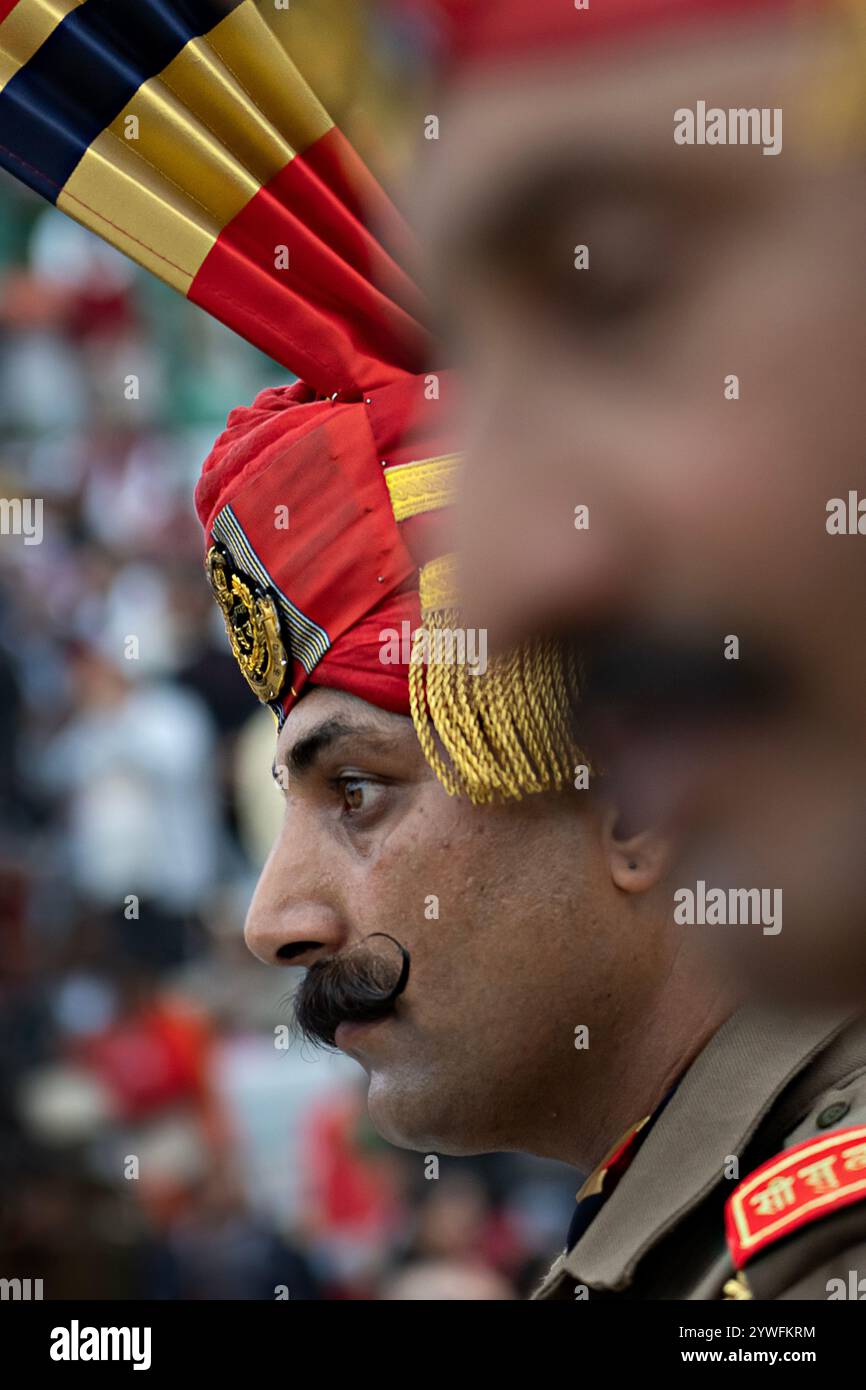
[293,933,410,1050]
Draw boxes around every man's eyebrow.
[437,154,632,254]
[272,718,396,783]
[436,149,705,267]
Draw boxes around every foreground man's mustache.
[294,933,410,1049]
[572,630,794,831]
[580,631,788,725]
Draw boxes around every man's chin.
[364,1069,488,1157]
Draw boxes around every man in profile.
[195,364,866,1301]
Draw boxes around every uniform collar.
[537,1004,853,1296]
[566,1088,677,1251]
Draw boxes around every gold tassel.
[408,555,586,804]
[798,0,866,159]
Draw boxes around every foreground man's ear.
[601,804,675,895]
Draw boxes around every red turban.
[418,0,829,72]
[195,373,461,724]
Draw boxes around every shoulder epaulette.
[725,1124,866,1269]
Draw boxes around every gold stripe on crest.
[0,0,84,94]
[385,454,461,523]
[208,1,333,156]
[60,135,214,294]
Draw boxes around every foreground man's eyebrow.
[434,145,726,276]
[433,153,638,259]
[272,719,396,783]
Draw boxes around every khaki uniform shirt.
[534,1006,866,1300]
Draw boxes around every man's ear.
[600,804,675,895]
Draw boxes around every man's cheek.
[365,834,464,946]
[371,839,498,989]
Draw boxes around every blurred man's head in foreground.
[415,0,866,998]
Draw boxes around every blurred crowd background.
[0,0,576,1301]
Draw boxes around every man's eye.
[336,777,382,818]
[502,204,675,336]
[537,244,669,332]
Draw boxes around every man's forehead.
[416,19,818,251]
[275,687,408,762]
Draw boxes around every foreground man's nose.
[244,898,346,968]
[459,488,637,650]
[243,839,346,968]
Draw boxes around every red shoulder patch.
[726,1124,866,1270]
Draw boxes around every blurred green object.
[0,177,43,269]
[137,276,287,429]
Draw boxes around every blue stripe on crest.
[0,0,245,200]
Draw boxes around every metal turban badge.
[205,545,288,703]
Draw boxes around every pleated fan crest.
[0,0,430,393]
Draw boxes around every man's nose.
[461,489,631,649]
[243,823,346,968]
